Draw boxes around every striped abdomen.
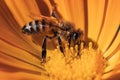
[22,19,50,34]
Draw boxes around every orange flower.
[0,0,120,80]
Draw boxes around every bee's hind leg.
[41,35,56,64]
[41,36,47,64]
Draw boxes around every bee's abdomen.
[22,19,49,34]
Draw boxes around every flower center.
[43,42,107,80]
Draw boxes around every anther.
[89,42,93,50]
[75,45,78,56]
[80,42,84,50]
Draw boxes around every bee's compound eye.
[73,33,79,40]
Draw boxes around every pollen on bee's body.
[44,42,108,80]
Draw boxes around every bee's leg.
[67,35,72,48]
[77,43,80,57]
[41,36,47,63]
[41,35,57,63]
[57,36,65,56]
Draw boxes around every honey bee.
[22,6,83,63]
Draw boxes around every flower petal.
[87,0,106,41]
[0,0,41,54]
[97,0,120,52]
[0,39,47,79]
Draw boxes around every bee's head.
[72,29,83,42]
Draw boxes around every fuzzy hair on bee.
[21,4,84,63]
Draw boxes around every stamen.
[75,45,78,56]
[44,42,107,80]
